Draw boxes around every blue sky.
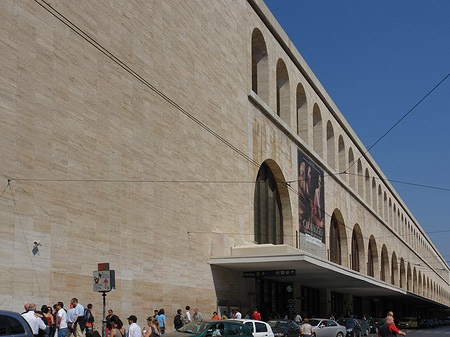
[263,1,450,264]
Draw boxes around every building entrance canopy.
[211,244,444,305]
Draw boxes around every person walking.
[55,302,67,337]
[157,309,166,335]
[126,315,141,337]
[143,317,159,337]
[106,309,114,335]
[174,309,184,330]
[221,312,228,320]
[211,312,220,320]
[193,309,203,321]
[184,307,191,325]
[47,306,56,337]
[301,318,313,337]
[110,316,126,337]
[251,309,261,321]
[234,310,242,320]
[22,303,46,337]
[70,298,85,337]
[84,304,95,334]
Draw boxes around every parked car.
[368,318,384,333]
[165,320,252,337]
[422,319,437,328]
[397,317,418,329]
[336,318,361,337]
[0,310,34,337]
[306,318,346,337]
[266,320,300,337]
[233,320,275,337]
[356,320,370,336]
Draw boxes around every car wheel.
[336,332,343,337]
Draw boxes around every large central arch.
[329,209,348,267]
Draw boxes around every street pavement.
[368,326,450,336]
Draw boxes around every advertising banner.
[298,149,325,243]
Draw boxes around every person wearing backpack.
[84,304,95,335]
[174,309,183,330]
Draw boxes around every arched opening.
[365,169,371,205]
[312,104,323,157]
[276,59,290,124]
[348,148,355,189]
[383,192,388,221]
[326,121,336,170]
[380,244,389,282]
[251,28,269,103]
[254,162,287,244]
[338,136,346,178]
[357,160,363,196]
[378,185,383,216]
[413,267,417,293]
[418,271,422,295]
[426,277,430,298]
[330,209,348,267]
[351,224,365,273]
[372,178,377,210]
[296,83,308,140]
[391,252,398,286]
[388,198,392,228]
[422,274,426,296]
[393,205,397,232]
[367,235,378,278]
[400,258,406,289]
[407,263,412,291]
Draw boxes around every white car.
[232,319,275,337]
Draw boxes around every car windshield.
[337,319,354,328]
[268,321,288,329]
[178,321,211,334]
[308,320,321,327]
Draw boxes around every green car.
[165,320,252,337]
[397,317,418,329]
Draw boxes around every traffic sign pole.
[102,292,106,337]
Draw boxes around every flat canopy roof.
[210,245,448,308]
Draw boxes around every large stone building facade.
[1,0,448,323]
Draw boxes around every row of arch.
[254,160,449,305]
[251,27,441,273]
[329,209,448,303]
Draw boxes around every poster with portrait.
[298,149,325,243]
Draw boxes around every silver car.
[306,318,345,337]
[0,310,34,337]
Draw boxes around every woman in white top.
[301,318,313,337]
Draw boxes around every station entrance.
[255,279,294,320]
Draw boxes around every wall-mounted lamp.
[32,240,41,255]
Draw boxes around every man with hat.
[126,315,141,337]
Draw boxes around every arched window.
[407,263,412,291]
[388,198,392,228]
[326,121,336,170]
[365,169,371,205]
[400,258,406,289]
[391,252,398,286]
[251,29,269,102]
[296,83,308,140]
[378,185,383,216]
[254,163,283,244]
[351,225,364,272]
[372,178,377,210]
[413,267,417,293]
[338,136,345,177]
[276,59,290,124]
[312,104,323,157]
[330,210,348,266]
[357,160,363,196]
[380,245,389,281]
[348,148,355,189]
[367,235,378,278]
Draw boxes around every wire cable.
[0,180,10,199]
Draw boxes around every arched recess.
[365,169,371,205]
[388,198,392,228]
[338,136,346,177]
[418,271,422,295]
[251,28,269,103]
[407,263,412,291]
[357,160,363,196]
[426,277,430,298]
[422,274,426,296]
[393,205,397,232]
[351,224,365,273]
[326,121,336,170]
[391,252,398,286]
[372,178,377,210]
[367,235,378,278]
[312,104,323,157]
[330,209,348,267]
[399,258,406,289]
[296,83,308,140]
[348,148,355,189]
[380,244,389,282]
[378,185,383,216]
[383,192,388,221]
[254,160,292,245]
[276,59,290,124]
[413,267,417,293]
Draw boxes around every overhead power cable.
[346,72,450,173]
